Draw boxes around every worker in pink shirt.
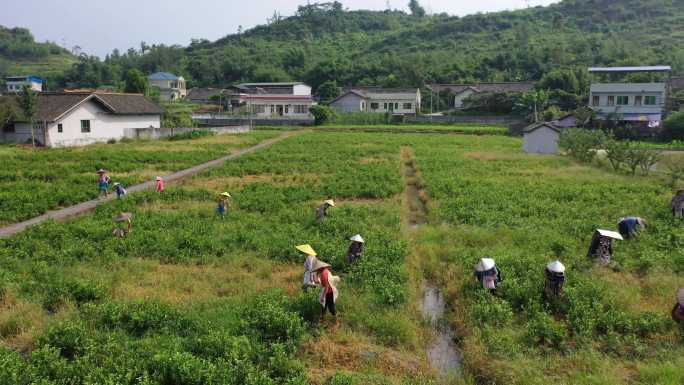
[155,176,165,193]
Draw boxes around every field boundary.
[0,131,300,239]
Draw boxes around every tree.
[123,69,148,94]
[316,81,339,103]
[408,0,426,17]
[309,105,335,125]
[0,96,20,129]
[662,110,684,140]
[19,86,37,147]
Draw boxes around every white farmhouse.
[148,72,187,101]
[1,92,162,147]
[330,88,421,115]
[430,82,535,109]
[523,122,562,154]
[5,75,43,93]
[230,82,314,118]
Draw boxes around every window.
[634,96,642,106]
[592,96,600,106]
[370,103,379,110]
[394,103,399,110]
[644,96,657,105]
[270,105,275,114]
[361,102,366,110]
[607,96,615,106]
[616,96,629,105]
[2,123,15,133]
[294,105,308,114]
[57,123,63,133]
[254,105,266,113]
[383,103,388,110]
[80,120,91,133]
[403,103,412,110]
[285,105,289,114]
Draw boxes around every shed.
[523,122,562,154]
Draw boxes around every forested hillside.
[0,27,76,82]
[3,0,684,93]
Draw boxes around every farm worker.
[297,244,319,289]
[347,234,365,265]
[316,199,335,223]
[113,183,127,199]
[217,192,231,218]
[313,259,340,326]
[544,260,566,298]
[672,288,684,324]
[155,176,165,193]
[112,212,132,238]
[671,189,684,220]
[587,229,623,265]
[474,257,501,292]
[617,217,647,239]
[97,169,110,197]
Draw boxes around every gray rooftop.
[588,66,672,73]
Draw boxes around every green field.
[256,124,508,135]
[0,132,683,384]
[0,131,278,225]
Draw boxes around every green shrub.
[524,311,567,350]
[241,291,305,352]
[168,129,215,141]
[38,321,90,360]
[470,293,514,327]
[662,110,684,141]
[559,128,607,163]
[82,301,197,337]
[310,105,336,125]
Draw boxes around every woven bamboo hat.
[475,258,496,272]
[114,212,133,222]
[156,176,163,181]
[221,192,232,198]
[96,169,107,174]
[547,260,566,274]
[312,259,331,272]
[324,199,335,207]
[350,234,365,243]
[295,244,317,256]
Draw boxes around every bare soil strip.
[0,131,299,239]
[401,146,461,379]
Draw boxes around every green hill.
[0,26,77,83]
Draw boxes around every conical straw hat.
[114,212,133,222]
[350,234,364,243]
[476,258,496,272]
[96,169,107,174]
[221,192,232,198]
[324,199,335,207]
[312,259,331,272]
[547,260,566,274]
[156,176,163,181]
[295,244,317,256]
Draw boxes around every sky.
[1,0,557,58]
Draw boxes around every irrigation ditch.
[400,147,461,380]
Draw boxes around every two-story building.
[5,75,43,93]
[148,72,187,101]
[588,66,671,126]
[229,82,314,118]
[329,87,421,115]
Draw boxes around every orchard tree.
[316,81,340,103]
[408,0,426,17]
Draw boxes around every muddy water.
[421,283,461,378]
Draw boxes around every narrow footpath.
[400,146,461,380]
[0,131,299,239]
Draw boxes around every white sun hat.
[547,260,566,274]
[324,199,335,207]
[679,288,684,306]
[350,234,365,243]
[597,229,624,241]
[476,258,496,272]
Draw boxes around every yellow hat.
[324,199,335,207]
[221,192,232,198]
[295,244,317,256]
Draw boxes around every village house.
[228,82,314,118]
[187,87,226,104]
[430,82,535,109]
[329,87,421,115]
[1,92,162,147]
[588,66,671,127]
[5,75,43,93]
[148,72,187,101]
[522,122,563,155]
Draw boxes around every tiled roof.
[148,72,180,81]
[187,88,225,100]
[431,82,535,94]
[32,92,162,122]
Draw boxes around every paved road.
[0,131,298,239]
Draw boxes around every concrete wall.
[330,93,364,112]
[1,123,46,145]
[293,84,312,96]
[193,115,315,126]
[523,127,560,154]
[129,125,250,140]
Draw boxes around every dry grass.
[137,200,216,213]
[602,269,684,313]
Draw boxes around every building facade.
[523,122,562,155]
[148,72,187,101]
[229,82,314,118]
[329,88,421,115]
[430,82,535,109]
[1,92,162,147]
[5,75,43,93]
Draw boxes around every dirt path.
[0,131,299,239]
[400,147,461,379]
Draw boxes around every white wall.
[523,127,559,154]
[330,93,364,112]
[367,99,416,114]
[454,89,475,109]
[293,84,312,96]
[46,100,160,147]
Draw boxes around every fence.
[126,125,251,140]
